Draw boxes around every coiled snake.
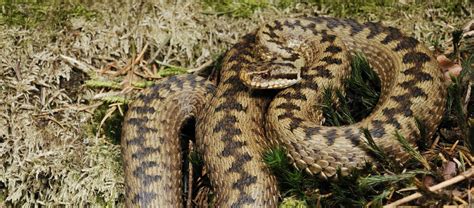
[121,17,446,207]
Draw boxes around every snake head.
[240,63,302,89]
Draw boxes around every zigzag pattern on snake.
[121,16,446,207]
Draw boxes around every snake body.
[121,17,446,207]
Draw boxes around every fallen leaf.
[437,55,462,79]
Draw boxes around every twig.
[95,105,117,139]
[384,167,474,207]
[114,43,149,76]
[155,60,182,69]
[60,55,97,76]
[91,91,126,100]
[133,70,160,79]
[14,58,21,80]
[449,140,460,153]
[187,59,214,73]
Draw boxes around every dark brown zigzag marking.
[390,94,411,103]
[344,128,361,146]
[306,65,334,79]
[345,19,364,36]
[133,161,161,186]
[321,56,343,65]
[276,111,293,120]
[365,22,385,39]
[390,94,414,116]
[126,117,149,125]
[275,103,301,111]
[402,52,431,65]
[388,120,402,129]
[378,27,420,51]
[394,36,419,51]
[231,173,257,192]
[126,134,145,146]
[320,30,337,43]
[409,86,428,98]
[302,80,319,90]
[304,22,319,35]
[266,36,284,46]
[129,106,155,114]
[275,91,307,101]
[187,75,200,89]
[226,34,257,63]
[323,17,345,29]
[131,147,161,160]
[399,81,430,100]
[222,76,246,93]
[271,20,284,31]
[288,117,304,132]
[280,53,300,62]
[227,153,252,173]
[401,105,413,116]
[382,108,402,129]
[138,90,166,104]
[402,67,434,81]
[132,192,157,207]
[205,83,217,95]
[213,115,238,133]
[228,49,253,63]
[304,126,321,138]
[262,29,279,39]
[137,126,158,134]
[324,129,338,145]
[230,172,257,208]
[399,80,418,89]
[174,79,184,90]
[380,27,402,44]
[211,112,257,205]
[221,140,247,157]
[370,119,386,138]
[324,45,343,54]
[275,112,304,132]
[215,102,246,112]
[283,19,297,29]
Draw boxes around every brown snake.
[121,16,446,207]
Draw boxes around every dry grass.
[0,0,472,206]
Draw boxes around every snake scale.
[121,16,446,207]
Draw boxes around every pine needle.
[394,131,431,170]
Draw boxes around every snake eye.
[261,72,270,79]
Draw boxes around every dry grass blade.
[384,167,474,207]
[60,54,96,76]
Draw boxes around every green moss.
[85,80,122,90]
[157,66,188,77]
[0,1,98,29]
[279,197,307,208]
[321,53,380,126]
[201,0,269,17]
[91,104,125,145]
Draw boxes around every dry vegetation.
[0,0,472,207]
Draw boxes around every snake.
[121,16,446,207]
